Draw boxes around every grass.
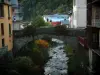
[64,44,73,56]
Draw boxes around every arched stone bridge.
[35,27,85,37]
[13,27,85,37]
[13,27,85,51]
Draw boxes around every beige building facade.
[0,1,13,51]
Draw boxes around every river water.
[44,38,68,75]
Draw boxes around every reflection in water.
[44,38,68,75]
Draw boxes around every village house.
[73,0,100,74]
[0,0,13,51]
[43,14,69,27]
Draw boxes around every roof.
[51,22,61,26]
[43,14,69,19]
[61,20,69,25]
[43,14,69,22]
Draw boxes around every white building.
[72,0,87,28]
[11,0,23,30]
[43,14,69,26]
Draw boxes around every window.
[95,7,100,19]
[93,33,98,42]
[0,5,4,17]
[9,24,11,35]
[1,23,4,35]
[2,39,5,47]
[8,6,10,18]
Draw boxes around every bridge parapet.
[35,27,85,37]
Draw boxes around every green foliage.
[64,44,73,55]
[32,16,47,27]
[67,45,89,75]
[31,48,45,66]
[12,56,35,75]
[16,40,49,66]
[23,25,36,37]
[68,55,83,75]
[53,5,65,14]
[21,0,73,20]
[0,51,13,75]
[21,0,36,20]
[45,22,52,26]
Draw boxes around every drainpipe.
[89,48,93,72]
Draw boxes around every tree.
[21,0,73,21]
[32,16,47,27]
[12,56,35,75]
[21,0,36,20]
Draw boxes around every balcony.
[11,0,18,7]
[92,19,100,28]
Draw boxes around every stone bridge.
[35,27,85,36]
[13,27,85,37]
[13,27,85,51]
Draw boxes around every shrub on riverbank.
[64,44,73,56]
[35,39,49,48]
[14,39,50,75]
[65,44,88,75]
[35,39,49,63]
[12,56,35,75]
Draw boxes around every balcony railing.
[92,19,100,28]
[78,36,88,48]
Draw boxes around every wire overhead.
[87,0,99,5]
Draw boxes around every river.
[44,38,68,75]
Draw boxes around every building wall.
[13,21,23,30]
[0,4,13,51]
[73,0,87,28]
[12,0,23,30]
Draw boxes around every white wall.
[72,0,87,28]
[13,22,23,30]
[76,0,87,8]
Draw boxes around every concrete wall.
[0,4,13,51]
[73,0,87,28]
[64,36,78,50]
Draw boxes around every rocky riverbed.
[44,39,68,75]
